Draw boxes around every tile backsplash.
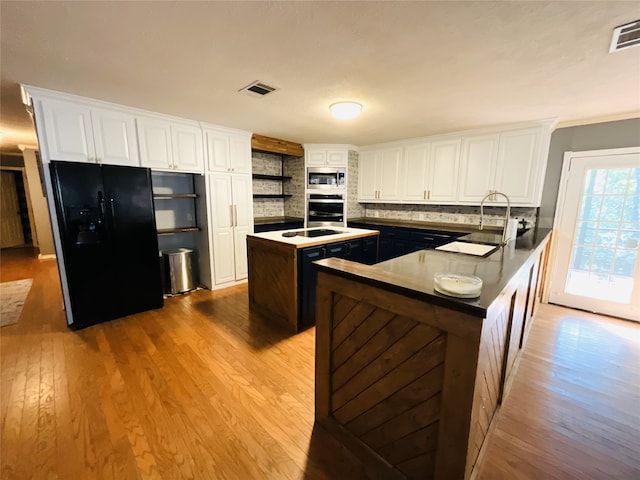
[252,151,304,219]
[346,150,365,219]
[362,203,537,228]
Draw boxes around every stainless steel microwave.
[307,167,346,189]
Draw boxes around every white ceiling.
[1,1,639,154]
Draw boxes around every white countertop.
[248,227,380,248]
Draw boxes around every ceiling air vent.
[239,81,278,97]
[610,19,640,52]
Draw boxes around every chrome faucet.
[479,191,511,245]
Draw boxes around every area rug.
[1,279,33,327]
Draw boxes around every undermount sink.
[435,241,499,257]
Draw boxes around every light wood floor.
[1,248,639,479]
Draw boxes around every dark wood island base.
[313,231,551,480]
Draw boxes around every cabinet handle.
[229,205,234,227]
[321,247,327,257]
[427,190,431,200]
[233,204,238,227]
[423,190,426,200]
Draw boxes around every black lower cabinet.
[362,236,378,264]
[298,237,377,329]
[348,221,464,261]
[299,245,324,329]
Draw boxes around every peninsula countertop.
[313,227,552,316]
[247,226,380,249]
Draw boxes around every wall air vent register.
[239,81,278,97]
[610,19,640,52]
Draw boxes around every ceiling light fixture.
[329,101,363,120]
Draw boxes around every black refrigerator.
[50,160,164,328]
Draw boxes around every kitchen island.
[247,227,380,332]
[313,228,551,480]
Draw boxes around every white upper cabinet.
[305,145,348,166]
[403,139,460,203]
[494,128,543,205]
[358,120,554,207]
[137,116,203,173]
[171,123,204,172]
[204,128,251,174]
[458,134,500,203]
[37,97,138,166]
[91,108,139,166]
[136,117,173,170]
[358,147,403,202]
[458,127,546,206]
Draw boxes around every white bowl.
[434,273,483,298]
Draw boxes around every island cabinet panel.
[315,272,483,480]
[315,232,551,480]
[247,238,298,330]
[247,232,380,332]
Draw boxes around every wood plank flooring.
[1,247,639,479]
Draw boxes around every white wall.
[20,148,55,257]
[540,118,640,228]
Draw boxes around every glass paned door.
[550,151,640,321]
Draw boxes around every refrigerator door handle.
[98,191,106,223]
[109,195,116,229]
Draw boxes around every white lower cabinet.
[207,173,253,285]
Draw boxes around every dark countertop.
[314,228,552,317]
[254,216,304,225]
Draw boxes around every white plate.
[434,273,482,298]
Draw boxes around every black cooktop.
[282,229,342,238]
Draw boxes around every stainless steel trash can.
[163,248,195,294]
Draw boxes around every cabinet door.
[326,149,347,166]
[298,245,325,328]
[91,108,139,166]
[171,123,203,173]
[306,150,327,166]
[358,151,379,201]
[379,147,403,201]
[204,129,230,172]
[458,134,499,203]
[137,117,173,170]
[344,239,364,263]
[231,175,253,280]
[403,143,429,202]
[40,98,95,163]
[428,139,460,203]
[229,135,252,174]
[208,174,236,285]
[495,128,541,205]
[362,236,378,264]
